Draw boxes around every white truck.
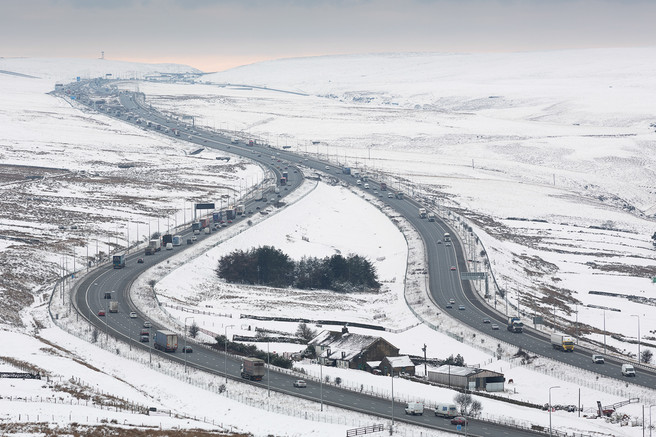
[434,403,457,418]
[418,208,427,219]
[404,401,424,416]
[109,301,118,313]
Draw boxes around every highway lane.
[61,80,548,436]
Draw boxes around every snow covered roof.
[385,355,414,368]
[309,330,384,361]
[366,361,382,368]
[433,365,480,377]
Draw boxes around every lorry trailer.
[112,254,125,269]
[154,330,178,352]
[240,357,265,381]
[550,333,575,352]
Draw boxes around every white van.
[434,403,458,418]
[364,183,370,189]
[621,363,636,377]
[404,401,424,416]
[591,354,604,364]
[165,243,173,250]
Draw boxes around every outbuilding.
[427,365,505,392]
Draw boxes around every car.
[293,380,307,388]
[388,193,393,198]
[450,266,456,271]
[191,235,197,241]
[130,311,137,318]
[451,416,468,425]
[137,258,144,264]
[97,310,106,316]
[592,354,605,364]
[143,321,151,328]
[437,240,442,244]
[491,324,499,330]
[325,166,330,170]
[140,335,149,342]
[140,329,149,336]
[445,304,453,309]
[449,299,455,304]
[182,346,193,353]
[446,242,451,247]
[483,318,491,324]
[458,305,465,311]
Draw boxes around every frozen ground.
[1,50,656,436]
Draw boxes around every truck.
[282,171,289,180]
[280,176,287,186]
[404,401,424,416]
[112,254,125,269]
[154,330,178,352]
[241,357,265,381]
[395,192,404,200]
[380,183,387,191]
[145,239,161,255]
[550,333,575,352]
[443,232,451,242]
[109,301,118,313]
[226,208,236,220]
[172,235,182,246]
[507,317,524,333]
[434,403,458,418]
[419,208,427,219]
[212,212,221,222]
[162,234,173,246]
[236,204,245,215]
[192,222,201,232]
[342,167,351,175]
[248,140,255,146]
[427,213,436,222]
[200,218,211,229]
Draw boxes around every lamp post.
[320,347,330,412]
[603,308,607,355]
[224,325,234,383]
[184,317,194,374]
[391,369,395,427]
[267,340,270,397]
[631,314,641,362]
[549,386,561,437]
[649,404,654,437]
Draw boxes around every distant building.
[427,365,505,392]
[380,355,415,376]
[309,327,400,370]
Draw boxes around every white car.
[129,312,137,318]
[293,380,307,388]
[191,235,197,241]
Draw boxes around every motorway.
[60,79,653,435]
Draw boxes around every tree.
[189,322,200,339]
[470,399,483,417]
[91,328,99,343]
[296,322,317,342]
[641,349,653,364]
[454,392,472,415]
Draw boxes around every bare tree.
[454,392,472,415]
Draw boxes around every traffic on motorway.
[59,78,652,435]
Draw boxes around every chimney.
[341,325,349,334]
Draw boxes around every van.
[404,401,424,416]
[621,363,636,377]
[592,354,604,364]
[364,183,369,189]
[165,243,173,250]
[434,403,458,418]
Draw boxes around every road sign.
[460,272,485,280]
[195,203,215,210]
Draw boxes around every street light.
[549,386,561,437]
[320,347,330,412]
[631,314,641,362]
[184,317,194,374]
[224,325,234,383]
[649,404,655,437]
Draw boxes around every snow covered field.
[1,49,656,436]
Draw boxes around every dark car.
[451,416,468,425]
[140,335,149,343]
[137,258,144,264]
[182,346,193,353]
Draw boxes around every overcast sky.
[2,0,655,72]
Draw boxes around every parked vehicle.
[592,354,605,364]
[550,333,575,352]
[240,357,265,381]
[621,363,636,377]
[154,330,178,352]
[112,254,125,269]
[507,317,524,333]
[404,401,424,416]
[434,403,458,418]
[109,301,118,313]
[293,380,307,388]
